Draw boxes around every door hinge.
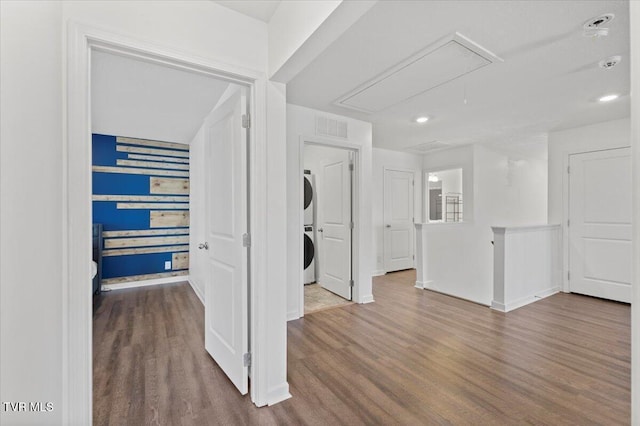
[412,179,415,186]
[567,271,570,281]
[349,162,354,171]
[243,352,251,367]
[567,219,570,227]
[242,233,251,247]
[242,114,251,129]
[413,254,415,260]
[567,165,570,174]
[348,279,354,287]
[349,222,354,229]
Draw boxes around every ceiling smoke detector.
[599,56,622,70]
[583,13,614,38]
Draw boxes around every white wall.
[1,2,63,424]
[268,0,341,78]
[1,1,293,422]
[418,140,548,305]
[287,104,373,320]
[372,148,423,274]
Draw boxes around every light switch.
[164,261,171,270]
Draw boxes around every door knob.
[198,242,209,250]
[386,224,391,228]
[318,228,324,233]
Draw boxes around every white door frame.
[382,167,417,272]
[561,147,630,294]
[298,136,362,316]
[63,21,269,423]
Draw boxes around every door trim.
[298,136,365,318]
[562,147,631,294]
[382,167,417,273]
[64,21,271,423]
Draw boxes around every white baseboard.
[359,294,375,304]
[491,286,560,313]
[188,278,204,305]
[415,280,430,289]
[266,383,292,406]
[287,309,301,322]
[102,275,189,291]
[371,269,386,277]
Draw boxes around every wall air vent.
[316,115,348,139]
[334,32,503,114]
[404,141,451,154]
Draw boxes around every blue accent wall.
[92,134,190,282]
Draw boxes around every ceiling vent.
[404,141,451,154]
[316,115,348,139]
[599,55,621,70]
[334,32,503,114]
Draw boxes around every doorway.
[568,147,632,303]
[65,24,270,422]
[301,143,356,314]
[383,168,416,272]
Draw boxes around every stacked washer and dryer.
[303,171,316,284]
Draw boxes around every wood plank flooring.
[93,270,631,425]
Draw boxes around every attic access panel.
[335,33,502,113]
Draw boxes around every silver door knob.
[318,228,323,233]
[386,224,391,228]
[198,242,209,250]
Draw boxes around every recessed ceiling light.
[598,94,619,103]
[415,116,429,124]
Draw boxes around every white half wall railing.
[491,225,562,312]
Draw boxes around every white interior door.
[319,152,352,300]
[203,88,249,394]
[569,147,632,303]
[384,169,415,272]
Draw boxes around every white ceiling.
[287,0,630,151]
[91,51,230,144]
[213,0,281,23]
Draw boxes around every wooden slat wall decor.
[116,202,189,210]
[150,177,190,195]
[102,245,189,257]
[93,165,189,178]
[116,159,190,171]
[104,235,190,249]
[101,270,188,285]
[93,195,189,202]
[172,253,189,270]
[128,153,190,164]
[116,136,189,151]
[116,145,190,158]
[150,211,190,228]
[92,133,191,282]
[103,229,189,238]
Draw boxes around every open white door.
[383,169,415,272]
[569,147,632,303]
[202,88,249,394]
[318,152,353,300]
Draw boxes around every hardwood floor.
[93,270,631,425]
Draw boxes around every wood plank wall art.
[92,134,190,284]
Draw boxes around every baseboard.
[492,286,560,313]
[188,278,204,305]
[287,309,301,322]
[102,275,189,291]
[423,281,490,306]
[415,280,430,289]
[371,269,386,277]
[266,383,292,406]
[359,294,375,304]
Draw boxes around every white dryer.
[303,225,316,284]
[303,171,315,226]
